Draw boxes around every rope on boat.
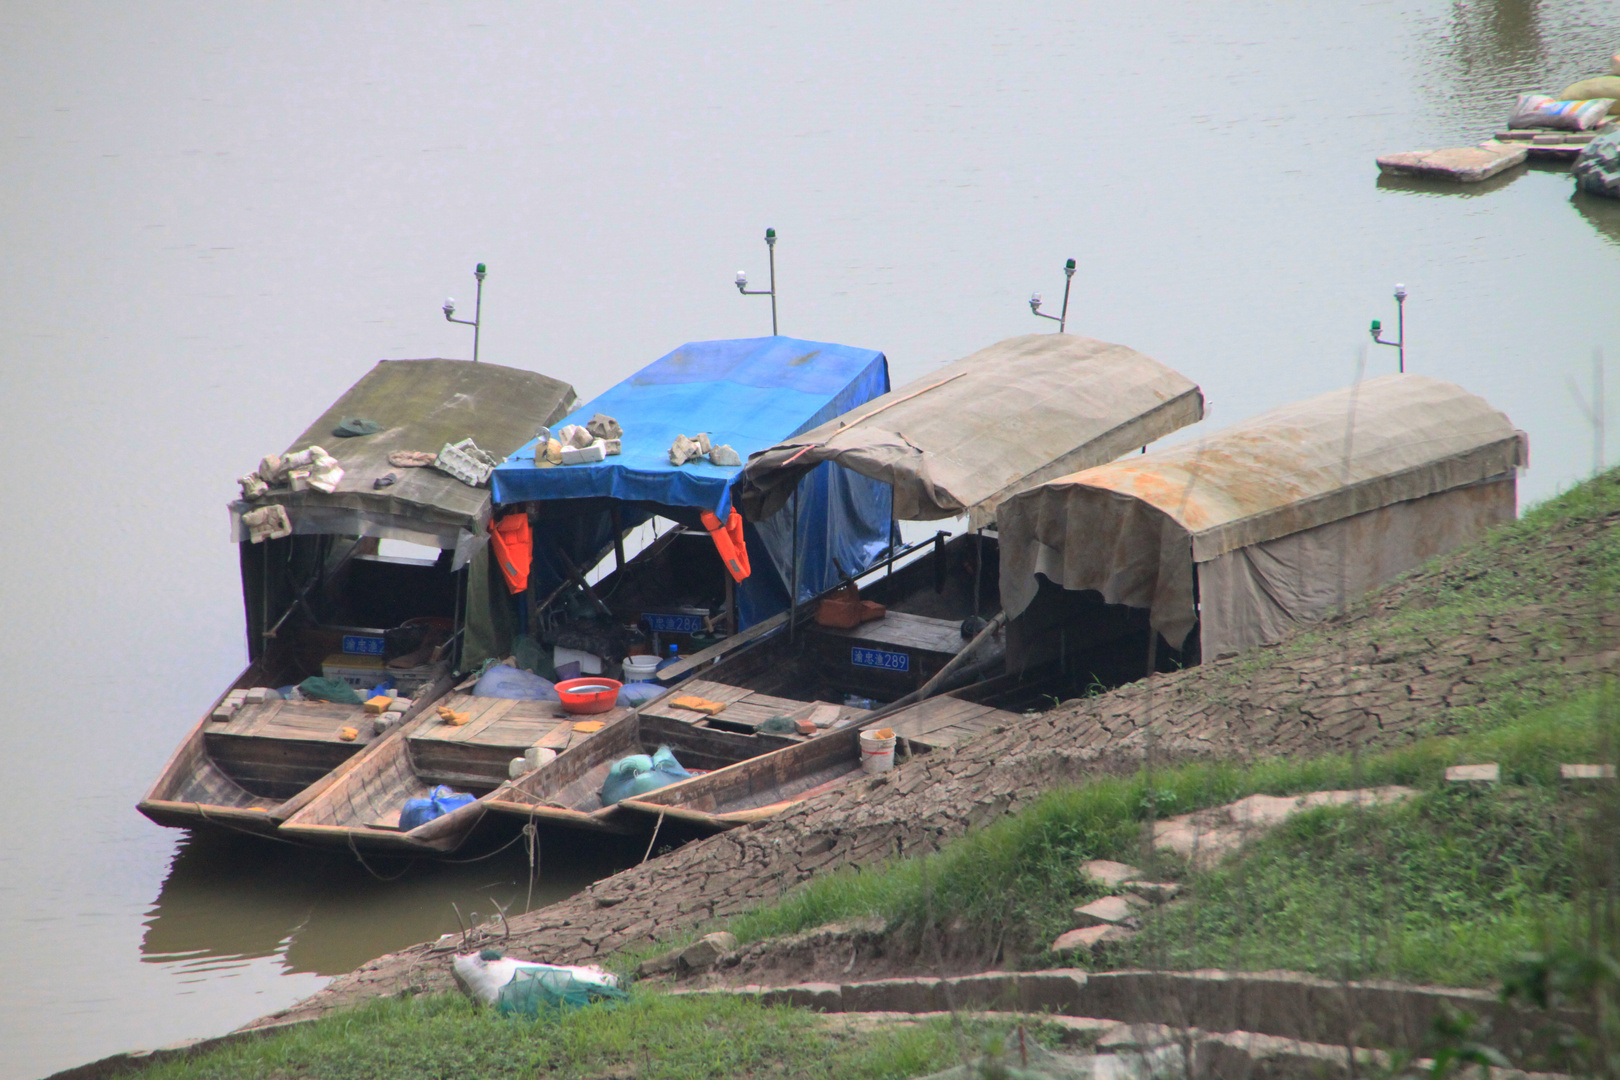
[641,810,666,865]
[523,811,541,914]
[346,830,414,881]
[193,802,304,845]
[437,835,524,867]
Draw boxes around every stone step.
[664,967,1589,1061]
[1072,894,1144,928]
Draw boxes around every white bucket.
[524,746,557,771]
[859,728,897,774]
[622,654,660,681]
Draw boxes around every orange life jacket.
[701,508,751,582]
[488,513,532,594]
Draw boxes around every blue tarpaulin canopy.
[492,336,894,628]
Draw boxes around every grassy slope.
[705,469,1620,978]
[140,992,1064,1080]
[718,690,1616,984]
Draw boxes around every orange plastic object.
[556,677,623,715]
[700,508,752,582]
[571,720,606,733]
[339,726,359,741]
[671,695,726,715]
[488,513,533,594]
[815,596,886,629]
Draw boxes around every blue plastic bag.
[599,746,692,806]
[473,664,559,701]
[400,784,476,830]
[616,681,663,706]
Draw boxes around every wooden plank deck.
[212,699,372,745]
[412,694,633,751]
[809,610,968,655]
[639,679,862,735]
[883,694,1022,751]
[408,694,633,789]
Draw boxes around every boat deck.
[210,699,375,742]
[882,693,1018,750]
[408,694,634,789]
[640,679,862,735]
[644,674,1012,751]
[811,610,971,654]
[202,698,383,799]
[804,611,1002,701]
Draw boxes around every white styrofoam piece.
[554,646,602,675]
[560,441,607,465]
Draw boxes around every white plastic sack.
[241,505,292,543]
[451,950,619,1007]
[1508,93,1613,132]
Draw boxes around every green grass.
[141,989,1065,1080]
[1123,783,1582,987]
[713,688,1619,983]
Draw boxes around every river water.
[2,2,1618,1076]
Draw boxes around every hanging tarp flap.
[733,334,1205,528]
[243,359,577,538]
[491,337,894,629]
[998,374,1529,650]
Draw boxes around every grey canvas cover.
[731,334,1205,528]
[998,374,1528,654]
[230,359,576,552]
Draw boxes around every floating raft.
[1377,122,1616,181]
[1376,141,1528,182]
[1492,127,1611,161]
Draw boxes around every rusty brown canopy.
[997,374,1528,655]
[732,334,1205,528]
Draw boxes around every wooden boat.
[138,657,452,836]
[138,358,578,842]
[277,691,637,853]
[645,531,1011,740]
[616,694,1027,832]
[481,710,800,835]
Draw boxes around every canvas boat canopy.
[490,336,894,628]
[998,374,1529,659]
[732,334,1205,529]
[229,359,577,563]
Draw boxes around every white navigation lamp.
[732,228,779,335]
[1369,282,1407,373]
[1028,258,1076,333]
[441,263,487,363]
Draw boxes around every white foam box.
[553,645,603,675]
[323,655,439,696]
[560,441,607,465]
[322,653,387,690]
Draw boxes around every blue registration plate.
[342,634,387,656]
[851,647,909,672]
[643,613,705,634]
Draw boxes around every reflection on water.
[1375,166,1529,198]
[1573,189,1620,249]
[143,829,641,978]
[1427,0,1620,134]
